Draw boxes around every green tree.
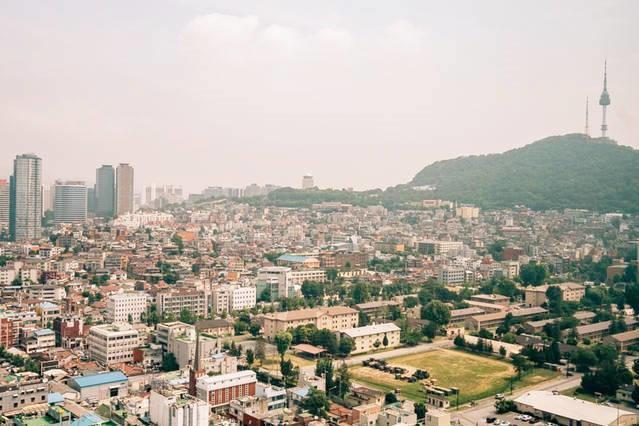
[351,282,371,304]
[338,337,354,356]
[301,388,330,418]
[414,402,426,421]
[335,363,351,398]
[255,338,266,363]
[315,359,335,395]
[421,300,451,325]
[179,308,197,324]
[384,392,398,405]
[274,331,293,361]
[246,349,255,367]
[520,263,546,286]
[382,334,389,348]
[545,286,563,315]
[511,354,531,379]
[162,353,180,371]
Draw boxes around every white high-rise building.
[10,154,42,241]
[302,174,314,190]
[0,179,9,230]
[87,323,140,366]
[53,180,87,224]
[106,292,147,324]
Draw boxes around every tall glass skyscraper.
[9,153,42,241]
[95,165,115,218]
[53,180,87,224]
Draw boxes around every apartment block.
[262,306,358,340]
[87,323,140,366]
[106,292,147,323]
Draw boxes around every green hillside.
[410,134,639,212]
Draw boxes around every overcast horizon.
[1,1,638,195]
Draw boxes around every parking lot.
[487,411,557,426]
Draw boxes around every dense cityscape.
[2,2,639,426]
[0,145,638,426]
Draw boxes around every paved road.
[453,373,582,426]
[300,339,454,375]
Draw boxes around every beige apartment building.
[524,282,585,307]
[262,306,358,340]
[157,289,208,319]
[340,323,401,354]
[115,163,134,216]
[87,323,140,366]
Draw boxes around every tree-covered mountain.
[410,134,639,212]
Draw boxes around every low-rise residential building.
[68,371,129,401]
[466,307,547,331]
[525,283,585,307]
[195,319,234,337]
[470,294,510,306]
[449,307,485,326]
[355,300,400,319]
[603,328,639,351]
[0,375,48,414]
[22,328,56,354]
[262,306,358,340]
[195,370,257,410]
[515,390,638,426]
[340,323,401,354]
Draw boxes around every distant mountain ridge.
[410,134,639,212]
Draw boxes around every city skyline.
[1,1,638,193]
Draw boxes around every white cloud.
[383,20,425,52]
[260,24,304,51]
[314,28,353,49]
[182,13,260,46]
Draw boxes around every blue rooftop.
[48,392,64,404]
[277,254,310,263]
[71,413,108,426]
[71,371,128,388]
[34,328,55,336]
[39,302,59,309]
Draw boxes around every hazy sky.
[1,1,637,194]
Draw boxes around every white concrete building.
[341,323,401,354]
[87,323,140,366]
[106,292,147,324]
[211,285,256,315]
[438,266,466,285]
[150,388,209,426]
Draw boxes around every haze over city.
[1,0,638,193]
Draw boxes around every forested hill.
[410,134,639,213]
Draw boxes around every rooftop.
[342,323,400,338]
[515,390,634,425]
[70,371,128,389]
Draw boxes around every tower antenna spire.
[585,97,589,136]
[598,60,611,138]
